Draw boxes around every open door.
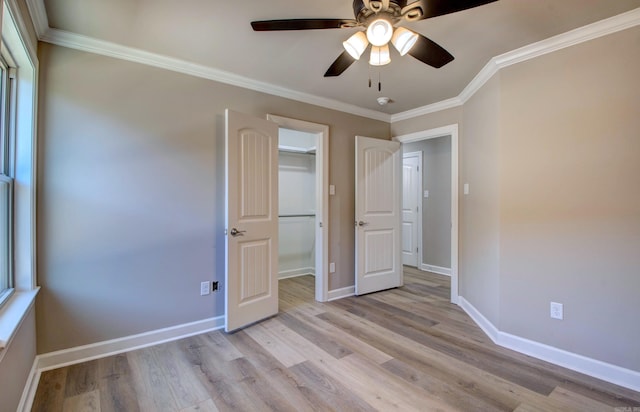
[225,109,279,332]
[355,136,402,295]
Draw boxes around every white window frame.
[0,0,39,353]
[0,46,17,308]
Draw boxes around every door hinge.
[417,166,419,172]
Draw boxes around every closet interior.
[278,128,317,285]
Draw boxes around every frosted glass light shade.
[366,18,393,46]
[369,45,391,66]
[343,31,369,60]
[391,27,419,56]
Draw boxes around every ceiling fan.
[251,0,498,77]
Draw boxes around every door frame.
[394,124,459,304]
[402,151,423,268]
[267,114,329,302]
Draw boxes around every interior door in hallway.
[355,136,402,295]
[402,152,421,267]
[225,109,279,332]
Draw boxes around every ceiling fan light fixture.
[392,27,419,56]
[366,18,393,46]
[343,31,369,60]
[369,44,391,66]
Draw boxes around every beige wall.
[399,26,640,371]
[498,27,640,370]
[0,306,36,412]
[460,73,502,325]
[36,43,389,353]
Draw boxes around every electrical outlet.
[200,281,211,296]
[329,262,336,273]
[212,281,219,291]
[550,302,563,320]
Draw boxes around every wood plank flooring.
[32,267,640,411]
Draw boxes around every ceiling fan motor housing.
[353,0,409,23]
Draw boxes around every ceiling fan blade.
[324,51,357,77]
[407,34,454,68]
[405,0,497,20]
[251,19,357,31]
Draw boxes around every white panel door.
[355,136,402,295]
[225,109,279,332]
[402,153,421,267]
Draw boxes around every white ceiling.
[38,0,640,117]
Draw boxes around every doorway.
[395,124,459,304]
[402,151,422,267]
[267,115,329,302]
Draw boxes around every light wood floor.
[32,267,640,411]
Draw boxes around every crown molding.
[26,1,639,124]
[392,7,640,123]
[24,0,49,38]
[37,27,391,122]
[390,97,463,122]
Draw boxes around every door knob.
[357,221,368,226]
[230,228,246,237]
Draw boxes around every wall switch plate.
[463,183,470,195]
[550,302,563,320]
[329,262,336,273]
[423,190,429,198]
[329,185,336,195]
[200,281,211,296]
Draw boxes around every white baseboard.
[19,315,225,411]
[17,357,41,412]
[278,267,315,279]
[420,263,452,276]
[457,296,500,342]
[327,286,355,301]
[458,296,640,393]
[36,316,225,372]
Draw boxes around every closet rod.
[278,149,316,155]
[279,214,316,218]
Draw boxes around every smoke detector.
[377,96,390,106]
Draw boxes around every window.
[0,0,37,351]
[0,49,16,308]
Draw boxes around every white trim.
[458,296,640,393]
[16,358,40,412]
[17,316,224,411]
[391,97,463,123]
[0,288,38,353]
[267,114,330,302]
[36,316,224,371]
[395,124,459,304]
[278,268,316,279]
[38,28,391,123]
[458,296,500,342]
[391,7,640,122]
[24,0,49,38]
[327,286,355,301]
[5,0,38,62]
[420,264,451,277]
